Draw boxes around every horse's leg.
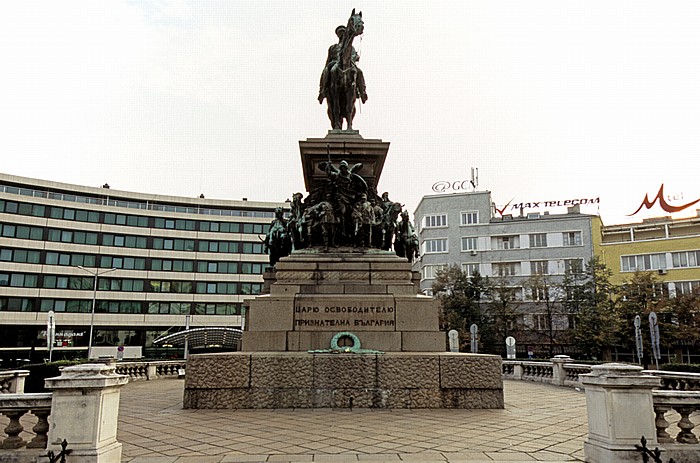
[345,85,355,131]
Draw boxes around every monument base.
[184,351,503,409]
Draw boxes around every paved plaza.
[116,379,588,463]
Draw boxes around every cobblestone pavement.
[116,379,587,463]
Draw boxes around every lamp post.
[77,266,116,359]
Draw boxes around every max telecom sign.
[495,197,601,215]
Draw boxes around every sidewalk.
[118,379,587,463]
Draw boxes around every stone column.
[45,363,129,463]
[551,355,572,387]
[580,363,660,463]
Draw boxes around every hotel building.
[0,173,285,362]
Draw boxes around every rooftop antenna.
[470,167,479,191]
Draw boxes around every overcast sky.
[2,1,699,225]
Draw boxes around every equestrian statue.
[318,9,367,131]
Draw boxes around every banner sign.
[495,197,600,215]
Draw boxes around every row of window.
[423,231,583,254]
[1,297,242,315]
[620,250,700,272]
[421,259,584,280]
[0,272,262,295]
[0,224,266,254]
[1,247,265,274]
[422,211,479,229]
[0,199,272,233]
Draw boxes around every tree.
[617,271,666,364]
[524,272,568,358]
[665,292,700,362]
[432,265,493,352]
[485,274,522,356]
[569,257,621,361]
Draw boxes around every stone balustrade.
[581,364,700,463]
[0,363,128,463]
[0,370,29,394]
[0,393,51,450]
[646,370,700,391]
[502,356,591,387]
[115,360,186,381]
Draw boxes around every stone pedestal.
[580,363,660,463]
[242,251,444,352]
[299,132,390,194]
[184,352,503,409]
[45,363,129,463]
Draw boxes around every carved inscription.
[294,304,395,331]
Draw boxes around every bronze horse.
[326,10,364,130]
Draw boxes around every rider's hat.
[335,25,346,37]
[339,160,349,168]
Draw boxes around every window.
[0,248,41,264]
[240,262,261,274]
[675,281,700,296]
[672,250,700,268]
[562,231,582,246]
[460,211,478,226]
[532,314,552,331]
[493,262,518,277]
[240,282,262,295]
[495,236,519,250]
[152,238,194,251]
[424,238,448,253]
[530,286,548,301]
[564,259,584,274]
[529,233,547,248]
[194,303,241,315]
[461,237,478,252]
[242,242,264,254]
[423,214,447,228]
[421,264,447,280]
[621,253,666,272]
[99,256,145,270]
[147,302,191,315]
[151,259,194,272]
[462,263,479,277]
[530,260,548,275]
[242,223,267,234]
[198,241,238,253]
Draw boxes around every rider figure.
[318,25,368,105]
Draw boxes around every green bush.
[23,360,85,393]
[660,363,700,374]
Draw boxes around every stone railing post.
[580,363,660,463]
[551,355,572,387]
[147,363,157,380]
[44,363,129,463]
[513,363,523,380]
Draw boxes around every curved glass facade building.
[0,173,286,362]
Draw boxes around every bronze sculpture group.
[263,158,419,266]
[263,10,419,267]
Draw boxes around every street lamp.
[77,266,116,359]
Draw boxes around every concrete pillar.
[580,363,660,463]
[45,363,129,463]
[147,363,158,380]
[551,355,572,387]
